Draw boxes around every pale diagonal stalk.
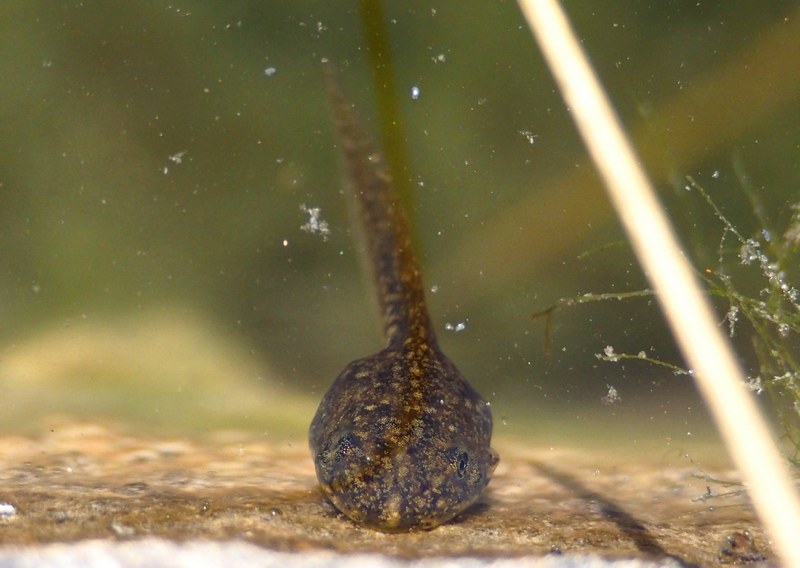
[516,0,800,565]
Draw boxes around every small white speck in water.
[264,67,277,77]
[444,320,467,332]
[601,385,621,406]
[299,204,331,241]
[410,86,420,100]
[168,150,187,164]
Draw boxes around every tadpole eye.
[316,431,358,482]
[334,432,357,460]
[454,449,470,479]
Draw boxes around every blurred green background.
[1,1,798,453]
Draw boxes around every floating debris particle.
[601,385,621,406]
[299,204,331,241]
[444,320,467,332]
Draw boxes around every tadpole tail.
[323,61,435,348]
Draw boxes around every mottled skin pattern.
[309,67,498,532]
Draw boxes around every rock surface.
[0,424,770,566]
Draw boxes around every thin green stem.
[357,0,414,214]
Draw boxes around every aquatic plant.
[687,176,800,460]
[542,176,800,462]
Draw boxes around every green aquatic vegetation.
[535,176,800,462]
[687,176,800,460]
[594,344,691,376]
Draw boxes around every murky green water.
[1,2,798,455]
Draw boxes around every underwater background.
[1,1,798,457]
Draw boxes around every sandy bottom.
[0,423,769,567]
